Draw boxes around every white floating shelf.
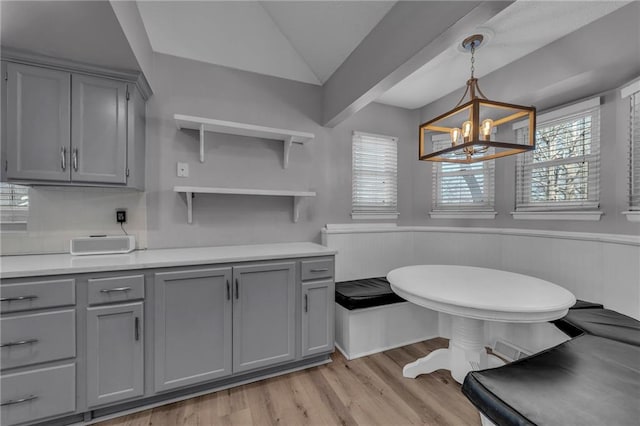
[174,186,316,224]
[174,114,314,167]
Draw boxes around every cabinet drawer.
[0,279,75,313]
[301,259,334,281]
[1,363,76,426]
[88,275,144,305]
[1,310,76,370]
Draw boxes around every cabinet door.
[233,262,296,373]
[154,268,232,392]
[301,280,334,357]
[71,74,127,183]
[86,302,143,407]
[6,63,71,181]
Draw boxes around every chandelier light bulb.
[462,121,472,142]
[481,119,493,141]
[450,128,461,146]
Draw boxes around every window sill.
[511,211,603,221]
[351,212,399,220]
[622,211,640,222]
[429,211,497,219]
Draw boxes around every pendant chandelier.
[419,34,536,164]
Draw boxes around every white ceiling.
[136,1,395,85]
[0,1,139,71]
[376,1,631,109]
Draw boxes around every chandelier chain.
[470,43,475,78]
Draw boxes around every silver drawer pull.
[1,395,38,406]
[100,287,131,293]
[310,268,329,272]
[0,295,38,302]
[0,338,39,348]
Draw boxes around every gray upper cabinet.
[126,85,145,190]
[301,280,334,357]
[2,60,146,189]
[86,302,144,407]
[6,63,71,182]
[233,262,296,373]
[154,267,233,392]
[71,75,127,184]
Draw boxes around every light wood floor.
[97,338,481,426]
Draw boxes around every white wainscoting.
[323,224,640,355]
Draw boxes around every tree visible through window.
[432,138,495,211]
[516,99,600,210]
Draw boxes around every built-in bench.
[334,277,438,359]
[462,304,640,426]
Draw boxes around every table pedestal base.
[403,316,502,384]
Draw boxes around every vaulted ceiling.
[136,1,396,85]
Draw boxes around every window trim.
[351,131,399,220]
[622,78,640,220]
[513,97,602,217]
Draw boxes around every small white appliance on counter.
[70,235,136,255]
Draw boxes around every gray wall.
[413,2,640,235]
[145,53,417,249]
[3,2,638,256]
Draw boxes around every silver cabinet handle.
[60,147,66,170]
[226,280,231,301]
[100,287,131,293]
[0,395,38,406]
[134,317,140,341]
[0,295,38,302]
[310,268,329,272]
[72,148,78,171]
[0,338,39,348]
[235,279,239,300]
[304,294,308,313]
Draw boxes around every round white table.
[387,265,576,384]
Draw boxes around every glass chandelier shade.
[419,35,536,164]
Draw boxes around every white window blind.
[431,138,495,211]
[352,131,398,217]
[516,100,600,211]
[0,183,29,224]
[630,91,640,209]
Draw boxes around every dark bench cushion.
[554,308,640,346]
[570,300,603,310]
[335,277,405,310]
[462,334,640,426]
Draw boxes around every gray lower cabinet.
[233,262,296,373]
[0,363,76,426]
[71,74,127,184]
[86,302,144,407]
[5,62,71,182]
[301,280,335,357]
[154,267,233,392]
[154,262,297,391]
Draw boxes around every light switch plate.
[177,162,189,177]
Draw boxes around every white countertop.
[388,265,576,323]
[0,242,336,279]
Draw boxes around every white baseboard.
[339,334,439,360]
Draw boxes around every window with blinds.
[431,138,495,211]
[0,183,29,225]
[351,131,398,218]
[515,99,600,211]
[630,91,640,209]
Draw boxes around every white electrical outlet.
[177,162,189,177]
